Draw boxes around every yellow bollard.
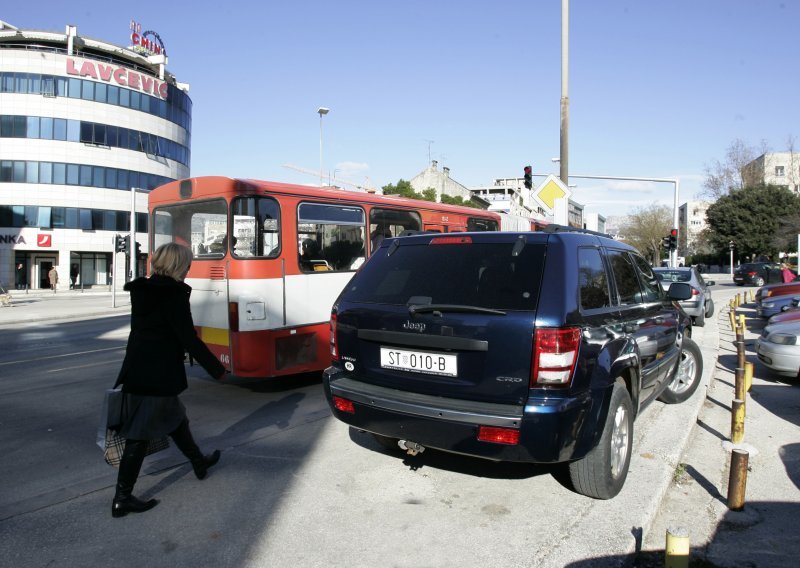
[665,527,690,568]
[731,398,745,443]
[729,311,736,332]
[745,361,753,392]
[727,449,749,511]
[738,314,746,332]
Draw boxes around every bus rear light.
[430,236,473,245]
[531,327,581,387]
[477,426,519,445]
[330,311,339,361]
[228,302,239,333]
[332,396,354,414]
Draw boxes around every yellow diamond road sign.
[533,174,572,212]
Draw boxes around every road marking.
[0,346,124,367]
[46,359,121,373]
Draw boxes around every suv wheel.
[568,380,633,500]
[705,299,715,317]
[753,277,765,287]
[659,337,703,404]
[693,311,705,327]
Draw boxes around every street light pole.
[130,185,137,280]
[317,107,329,186]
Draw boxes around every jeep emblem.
[403,321,426,332]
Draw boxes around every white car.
[755,320,800,378]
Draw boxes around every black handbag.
[98,388,169,467]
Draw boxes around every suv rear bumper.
[323,367,601,463]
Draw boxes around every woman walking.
[112,243,227,518]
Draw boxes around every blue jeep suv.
[323,228,701,499]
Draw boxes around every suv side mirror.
[668,282,692,301]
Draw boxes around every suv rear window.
[341,241,546,310]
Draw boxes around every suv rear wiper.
[408,304,507,316]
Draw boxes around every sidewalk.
[640,289,800,566]
[0,288,130,326]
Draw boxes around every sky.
[3,1,798,217]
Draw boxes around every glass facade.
[0,204,147,232]
[0,71,192,132]
[0,160,172,191]
[1,115,189,166]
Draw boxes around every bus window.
[153,199,228,259]
[369,208,421,254]
[297,202,365,272]
[231,196,281,258]
[467,217,499,232]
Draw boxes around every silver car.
[756,320,800,377]
[653,267,715,327]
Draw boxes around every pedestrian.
[111,242,227,518]
[15,263,25,290]
[48,266,58,293]
[780,263,796,283]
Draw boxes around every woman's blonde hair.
[150,242,192,281]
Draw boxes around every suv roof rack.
[540,224,608,238]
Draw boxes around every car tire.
[753,277,765,287]
[705,298,715,317]
[568,380,633,500]
[659,336,703,404]
[693,311,705,327]
[372,433,401,452]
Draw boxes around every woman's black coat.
[116,275,225,395]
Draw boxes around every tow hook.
[398,440,425,456]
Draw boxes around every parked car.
[755,280,800,304]
[734,262,783,286]
[323,228,701,499]
[756,320,800,378]
[767,305,800,325]
[653,267,715,327]
[757,294,800,318]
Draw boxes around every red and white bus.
[148,176,501,379]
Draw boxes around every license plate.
[380,347,457,377]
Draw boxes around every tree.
[619,203,672,263]
[440,194,480,208]
[705,184,800,261]
[702,139,768,199]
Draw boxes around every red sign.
[37,234,52,247]
[66,58,169,100]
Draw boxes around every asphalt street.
[0,278,796,567]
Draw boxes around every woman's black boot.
[170,419,221,480]
[112,439,159,518]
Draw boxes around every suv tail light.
[691,286,700,296]
[531,327,581,387]
[747,271,758,277]
[330,311,339,361]
[430,235,472,245]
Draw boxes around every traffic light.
[668,228,678,250]
[662,236,671,251]
[523,165,532,190]
[114,234,129,253]
[134,240,141,257]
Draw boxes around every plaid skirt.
[118,393,187,441]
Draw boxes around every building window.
[776,166,785,177]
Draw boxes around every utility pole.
[559,0,569,186]
[130,186,137,280]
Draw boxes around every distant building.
[742,152,800,192]
[678,201,711,256]
[583,212,607,234]
[409,161,488,207]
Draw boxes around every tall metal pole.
[559,0,569,186]
[317,107,329,186]
[130,186,136,280]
